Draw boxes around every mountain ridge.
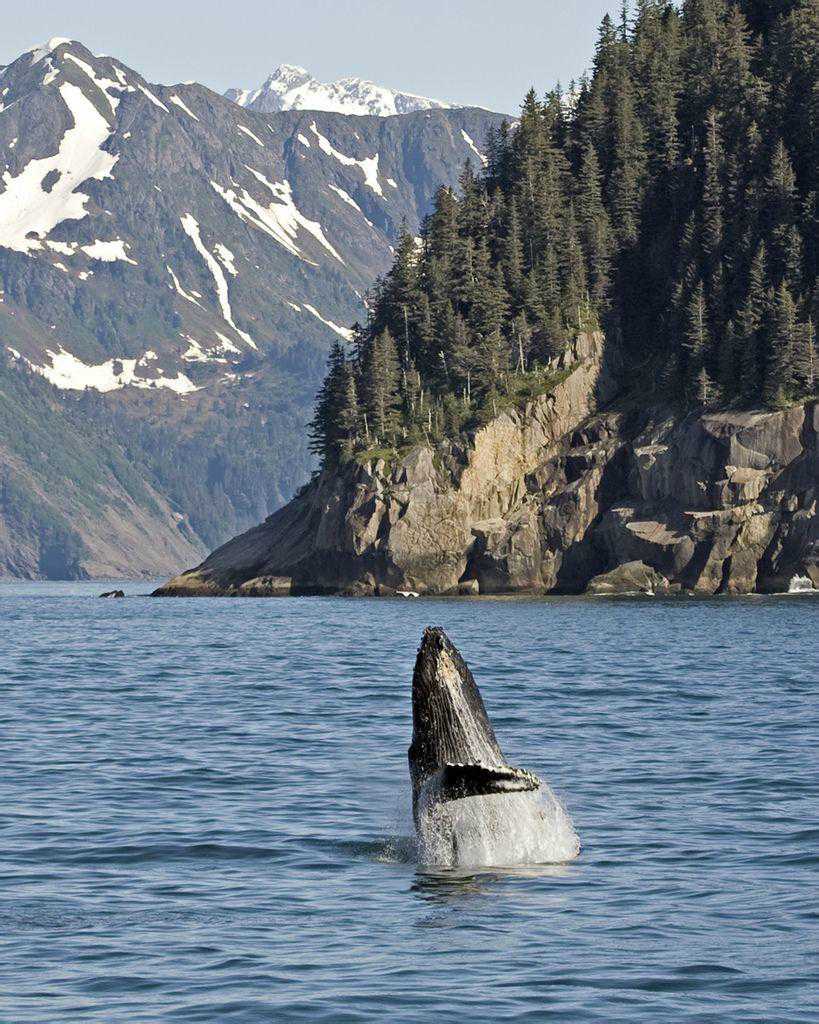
[0,37,506,577]
[225,63,454,117]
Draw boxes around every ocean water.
[1,581,817,1023]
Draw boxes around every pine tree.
[607,67,647,247]
[308,342,349,465]
[764,281,797,404]
[696,365,718,405]
[426,186,459,264]
[503,196,525,297]
[633,0,683,173]
[683,0,729,123]
[764,139,798,285]
[701,108,724,275]
[792,318,816,397]
[362,329,401,442]
[560,203,588,328]
[336,363,360,461]
[474,328,511,414]
[782,224,804,293]
[717,319,738,393]
[449,313,476,399]
[684,280,711,388]
[382,229,422,359]
[720,5,766,142]
[512,313,533,372]
[737,243,768,403]
[577,143,613,303]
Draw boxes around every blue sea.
[1,581,817,1023]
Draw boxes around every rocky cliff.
[156,332,818,597]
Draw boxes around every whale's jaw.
[408,627,541,816]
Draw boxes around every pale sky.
[3,0,617,115]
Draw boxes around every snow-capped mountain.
[0,38,503,578]
[225,64,452,116]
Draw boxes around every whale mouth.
[434,762,542,802]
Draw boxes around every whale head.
[408,627,541,816]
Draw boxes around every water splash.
[416,785,580,868]
[788,575,816,594]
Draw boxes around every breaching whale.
[408,627,580,867]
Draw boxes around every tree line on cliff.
[310,0,818,467]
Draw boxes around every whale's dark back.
[408,627,504,786]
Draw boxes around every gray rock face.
[0,39,505,578]
[586,562,671,596]
[156,333,817,598]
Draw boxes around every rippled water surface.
[1,582,817,1023]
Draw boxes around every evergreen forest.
[311,0,818,467]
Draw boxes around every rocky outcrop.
[587,562,672,596]
[155,332,817,598]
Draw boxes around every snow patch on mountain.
[181,332,240,363]
[137,82,169,112]
[28,38,71,67]
[180,213,257,350]
[81,239,136,263]
[214,243,237,275]
[0,82,117,254]
[246,168,345,262]
[167,265,204,307]
[329,183,362,212]
[303,303,354,341]
[309,122,383,196]
[328,184,374,228]
[46,240,77,255]
[226,64,452,117]
[461,130,488,167]
[63,52,128,114]
[169,94,199,121]
[33,347,198,394]
[237,123,265,147]
[210,170,344,266]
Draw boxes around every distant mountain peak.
[27,37,73,64]
[225,64,453,117]
[274,63,309,80]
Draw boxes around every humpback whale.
[408,627,580,867]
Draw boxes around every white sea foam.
[788,575,816,594]
[416,785,580,868]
